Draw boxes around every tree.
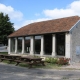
[0,12,14,45]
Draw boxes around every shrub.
[51,58,58,64]
[57,57,70,65]
[45,57,58,64]
[45,57,51,63]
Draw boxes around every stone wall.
[71,20,80,63]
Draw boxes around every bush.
[45,57,70,65]
[57,57,70,65]
[45,57,58,64]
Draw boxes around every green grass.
[16,62,61,69]
[2,60,16,64]
[0,52,8,54]
[62,77,69,80]
[0,60,61,69]
[39,62,61,69]
[2,60,9,63]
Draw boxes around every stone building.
[8,16,80,63]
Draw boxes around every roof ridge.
[23,16,80,26]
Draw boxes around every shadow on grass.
[1,59,61,69]
[17,62,61,69]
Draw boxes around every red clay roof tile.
[8,16,80,37]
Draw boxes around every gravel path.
[61,63,80,69]
[0,63,80,80]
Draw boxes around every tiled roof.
[8,16,80,37]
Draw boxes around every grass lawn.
[19,62,62,69]
[2,60,61,69]
[12,62,61,69]
[0,52,8,55]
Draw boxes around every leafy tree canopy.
[0,12,14,45]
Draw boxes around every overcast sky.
[0,0,80,30]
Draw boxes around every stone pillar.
[52,34,56,57]
[15,38,18,53]
[65,33,70,58]
[40,35,44,56]
[30,36,34,55]
[8,38,11,54]
[22,37,25,54]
